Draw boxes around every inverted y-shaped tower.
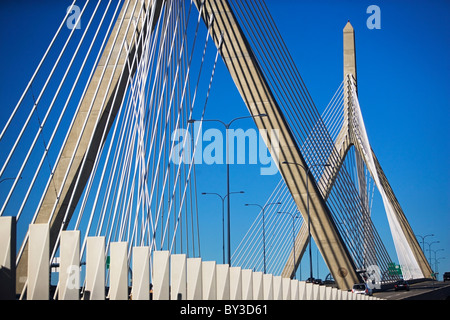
[282,21,432,281]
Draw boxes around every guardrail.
[0,220,383,300]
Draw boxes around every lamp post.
[0,176,22,184]
[201,191,244,264]
[189,113,267,266]
[278,211,300,279]
[435,257,445,279]
[427,248,444,274]
[426,241,440,267]
[282,161,330,281]
[245,202,281,274]
[415,233,434,253]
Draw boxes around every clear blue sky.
[0,0,448,281]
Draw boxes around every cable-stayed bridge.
[0,0,432,300]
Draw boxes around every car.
[352,283,373,296]
[443,272,450,282]
[306,277,315,283]
[313,278,323,285]
[394,280,410,291]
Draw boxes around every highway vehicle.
[394,280,410,291]
[351,283,373,296]
[443,272,450,282]
[313,279,323,285]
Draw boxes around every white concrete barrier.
[273,276,283,300]
[153,250,170,300]
[202,260,216,300]
[19,224,386,301]
[187,257,202,299]
[282,277,291,300]
[252,271,264,300]
[263,274,273,300]
[28,223,50,300]
[216,264,230,300]
[298,281,306,300]
[305,282,314,300]
[85,236,105,300]
[59,230,80,300]
[171,254,187,300]
[132,246,150,300]
[241,269,253,300]
[318,284,326,300]
[0,216,16,300]
[324,286,332,300]
[109,242,128,300]
[331,287,339,300]
[230,267,242,300]
[290,279,299,300]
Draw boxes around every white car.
[351,283,373,296]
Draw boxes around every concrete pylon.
[283,21,432,280]
[281,23,365,278]
[194,0,359,290]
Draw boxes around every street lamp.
[189,113,267,266]
[435,257,446,279]
[0,176,22,184]
[201,191,244,264]
[282,161,331,281]
[427,248,444,274]
[426,241,440,266]
[416,234,434,253]
[245,201,281,274]
[278,211,300,279]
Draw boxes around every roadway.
[373,280,450,300]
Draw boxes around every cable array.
[232,179,305,276]
[0,0,421,291]
[228,0,402,281]
[0,0,224,294]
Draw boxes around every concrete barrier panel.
[252,271,264,300]
[85,236,105,300]
[330,287,338,300]
[59,230,80,300]
[171,254,187,300]
[153,251,170,300]
[132,246,149,300]
[202,261,216,300]
[324,286,332,300]
[318,285,326,300]
[28,223,50,300]
[241,269,253,300]
[282,278,291,300]
[0,216,16,300]
[263,274,273,300]
[298,281,306,300]
[110,242,128,300]
[273,276,282,300]
[216,264,230,300]
[187,258,202,299]
[230,267,242,300]
[305,282,314,300]
[341,290,349,300]
[290,279,299,300]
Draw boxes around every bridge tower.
[282,21,433,281]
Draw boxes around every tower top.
[343,20,354,32]
[343,20,357,82]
